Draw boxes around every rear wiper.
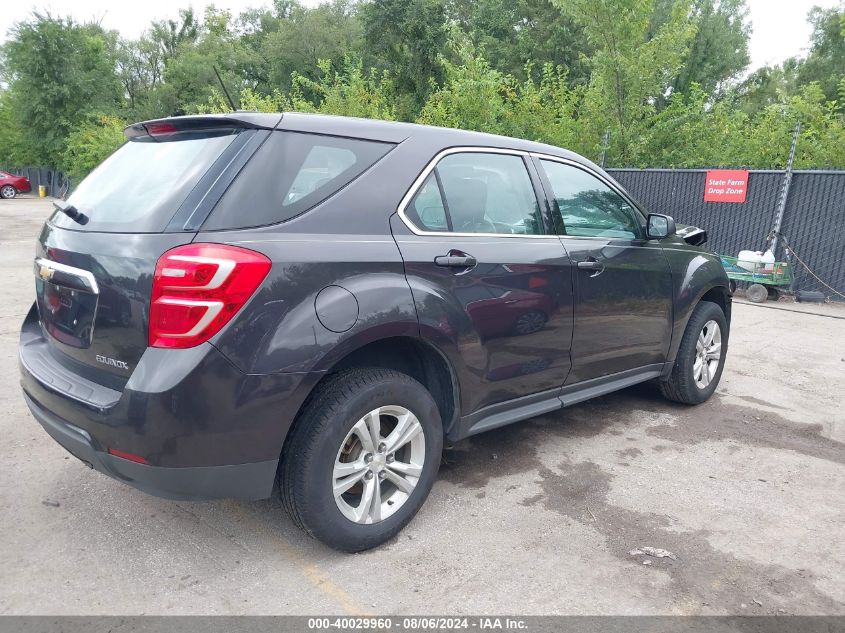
[53,200,88,225]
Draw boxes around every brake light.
[145,122,179,137]
[149,243,271,349]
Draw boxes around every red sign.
[704,169,749,203]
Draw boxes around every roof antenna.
[213,65,238,111]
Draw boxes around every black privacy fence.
[608,168,845,300]
[2,163,842,299]
[0,166,69,198]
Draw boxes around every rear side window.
[405,174,449,232]
[53,131,240,233]
[405,152,544,235]
[203,131,394,230]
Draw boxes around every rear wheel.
[280,368,443,552]
[0,185,17,199]
[660,301,728,405]
[746,283,768,303]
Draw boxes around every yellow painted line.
[228,504,372,616]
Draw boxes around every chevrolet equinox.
[20,113,730,551]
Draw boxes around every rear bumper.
[24,391,277,500]
[19,304,323,500]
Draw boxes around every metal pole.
[599,129,610,169]
[770,121,800,255]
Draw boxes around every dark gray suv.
[19,113,730,551]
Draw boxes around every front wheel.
[660,301,728,405]
[0,185,17,199]
[280,368,443,552]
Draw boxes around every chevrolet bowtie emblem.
[38,265,53,281]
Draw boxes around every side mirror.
[647,213,676,239]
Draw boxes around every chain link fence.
[607,168,845,300]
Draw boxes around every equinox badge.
[95,355,129,370]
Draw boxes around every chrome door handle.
[576,258,605,276]
[435,253,477,268]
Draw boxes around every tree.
[636,84,748,166]
[447,0,592,84]
[62,114,126,183]
[360,0,448,117]
[150,8,199,62]
[157,6,260,115]
[259,0,363,95]
[658,0,750,97]
[795,4,845,103]
[735,59,802,115]
[0,13,123,165]
[554,0,697,163]
[418,35,510,132]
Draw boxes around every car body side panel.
[200,232,419,375]
[562,237,674,384]
[390,216,574,416]
[659,239,732,363]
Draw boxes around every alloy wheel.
[333,405,425,524]
[0,185,16,199]
[693,319,722,389]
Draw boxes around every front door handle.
[576,258,605,276]
[435,252,477,268]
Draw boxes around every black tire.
[659,301,728,405]
[514,311,547,335]
[746,283,768,303]
[280,368,443,552]
[0,185,17,199]
[766,286,781,301]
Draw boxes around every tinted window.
[405,152,543,235]
[540,160,640,239]
[204,131,394,230]
[406,174,449,232]
[52,131,239,233]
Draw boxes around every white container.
[761,249,776,272]
[737,250,763,273]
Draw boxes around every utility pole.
[599,130,610,169]
[770,121,800,255]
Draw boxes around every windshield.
[52,130,239,233]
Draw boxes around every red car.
[0,171,32,198]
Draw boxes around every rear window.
[52,130,240,233]
[202,131,394,230]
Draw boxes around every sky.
[1,0,842,71]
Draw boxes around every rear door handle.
[435,253,477,268]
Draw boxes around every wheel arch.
[292,334,460,442]
[667,282,731,366]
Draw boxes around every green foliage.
[448,0,592,84]
[418,34,509,132]
[361,0,448,116]
[260,0,363,94]
[1,0,844,172]
[61,114,126,183]
[0,13,123,165]
[655,0,750,97]
[796,5,845,103]
[635,84,748,167]
[742,84,845,169]
[555,0,697,163]
[199,57,396,120]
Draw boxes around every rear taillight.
[149,243,271,349]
